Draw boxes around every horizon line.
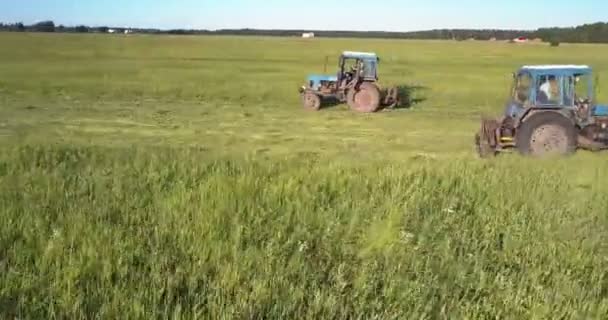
[2,20,600,33]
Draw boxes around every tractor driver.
[343,61,360,83]
[538,75,557,104]
[350,62,361,76]
[342,62,355,83]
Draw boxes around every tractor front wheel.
[515,112,577,157]
[302,92,322,111]
[347,83,381,113]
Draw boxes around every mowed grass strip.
[2,33,608,156]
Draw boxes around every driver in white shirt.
[539,76,556,103]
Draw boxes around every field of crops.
[1,33,608,318]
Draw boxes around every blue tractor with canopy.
[299,51,399,113]
[476,65,608,157]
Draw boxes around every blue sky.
[1,0,606,31]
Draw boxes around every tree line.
[2,20,608,44]
[0,21,152,34]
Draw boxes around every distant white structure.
[106,28,131,35]
[302,32,315,39]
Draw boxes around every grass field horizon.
[1,33,608,318]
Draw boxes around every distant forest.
[3,20,608,44]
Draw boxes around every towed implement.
[476,65,608,157]
[299,51,399,113]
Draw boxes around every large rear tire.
[515,112,577,157]
[347,83,381,113]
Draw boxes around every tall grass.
[1,145,607,318]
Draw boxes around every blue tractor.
[475,65,608,157]
[299,51,398,113]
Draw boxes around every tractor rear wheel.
[302,92,322,111]
[515,112,577,157]
[347,83,381,113]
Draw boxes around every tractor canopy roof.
[341,51,378,61]
[307,74,338,83]
[519,65,592,76]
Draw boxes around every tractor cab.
[476,65,608,157]
[505,65,594,120]
[337,51,379,84]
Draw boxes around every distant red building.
[513,36,529,43]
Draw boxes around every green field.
[1,33,608,318]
